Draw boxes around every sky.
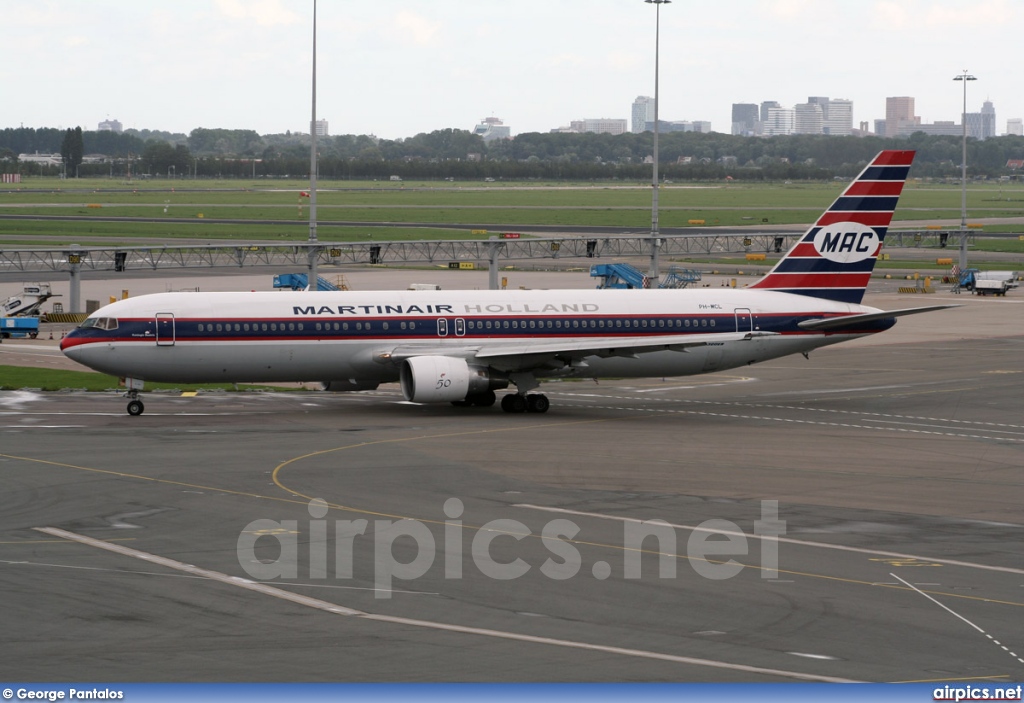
[2,0,1021,141]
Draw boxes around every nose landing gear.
[122,377,146,416]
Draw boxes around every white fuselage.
[61,287,883,385]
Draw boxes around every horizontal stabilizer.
[797,305,960,331]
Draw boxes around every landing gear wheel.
[501,393,527,413]
[127,399,145,416]
[526,394,550,414]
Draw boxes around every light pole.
[307,0,319,290]
[953,70,976,271]
[646,0,669,286]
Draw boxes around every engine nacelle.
[320,379,380,392]
[400,356,503,403]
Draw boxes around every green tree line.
[3,125,1024,180]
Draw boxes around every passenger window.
[343,323,349,331]
[382,322,388,331]
[701,319,707,327]
[216,323,223,332]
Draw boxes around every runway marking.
[32,526,860,683]
[550,397,1024,443]
[890,572,1024,668]
[0,558,432,596]
[1,425,86,428]
[553,393,1024,433]
[516,504,1024,576]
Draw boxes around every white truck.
[959,270,1018,296]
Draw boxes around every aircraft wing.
[385,331,776,370]
[797,305,960,332]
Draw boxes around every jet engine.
[400,356,505,403]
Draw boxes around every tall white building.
[794,103,823,134]
[571,119,627,135]
[763,107,795,136]
[473,117,511,141]
[824,99,853,136]
[980,100,996,139]
[1008,118,1023,136]
[631,96,655,133]
[314,119,329,137]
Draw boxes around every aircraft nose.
[59,332,78,353]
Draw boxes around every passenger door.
[155,313,175,346]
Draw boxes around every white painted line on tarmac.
[890,572,1024,667]
[515,504,1024,576]
[35,526,859,683]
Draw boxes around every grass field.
[0,365,291,392]
[2,177,1023,251]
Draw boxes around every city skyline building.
[885,97,916,138]
[980,100,996,139]
[473,116,511,141]
[794,102,824,135]
[631,96,654,133]
[823,98,853,136]
[731,103,759,135]
[762,106,794,136]
[570,118,628,135]
[1008,117,1023,136]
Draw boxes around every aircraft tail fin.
[750,150,915,304]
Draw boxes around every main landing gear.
[500,393,550,414]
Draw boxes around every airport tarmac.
[0,273,1022,683]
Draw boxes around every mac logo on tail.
[812,222,881,263]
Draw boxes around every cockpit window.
[79,317,119,331]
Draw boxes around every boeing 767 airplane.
[61,150,951,415]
